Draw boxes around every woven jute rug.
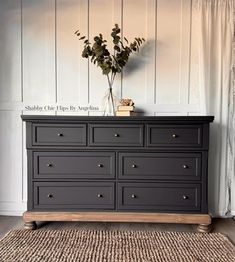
[0,230,234,262]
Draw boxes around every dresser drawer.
[33,124,86,146]
[147,125,202,147]
[119,152,201,180]
[33,182,115,210]
[89,124,144,147]
[33,152,115,179]
[118,183,201,212]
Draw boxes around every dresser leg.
[197,223,211,233]
[24,221,37,230]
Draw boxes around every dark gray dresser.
[21,115,214,232]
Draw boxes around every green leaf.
[111,31,116,37]
[124,37,129,43]
[103,49,110,56]
[102,66,111,75]
[82,48,88,58]
[115,28,121,34]
[113,36,120,45]
[114,45,121,52]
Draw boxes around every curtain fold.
[197,0,234,216]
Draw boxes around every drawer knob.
[97,194,103,198]
[131,194,137,199]
[114,133,119,137]
[47,163,53,167]
[98,164,103,168]
[132,164,137,168]
[182,165,188,169]
[183,195,188,200]
[57,133,63,137]
[47,194,53,199]
[172,134,178,138]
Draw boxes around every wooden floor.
[0,216,234,244]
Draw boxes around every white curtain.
[197,0,234,216]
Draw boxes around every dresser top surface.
[21,115,214,123]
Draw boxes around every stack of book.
[116,105,135,116]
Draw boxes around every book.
[117,105,135,111]
[116,111,137,116]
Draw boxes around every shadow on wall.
[124,39,155,77]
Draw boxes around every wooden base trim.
[23,212,211,225]
[24,221,37,230]
[197,224,212,233]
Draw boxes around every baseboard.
[0,201,26,216]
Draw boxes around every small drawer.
[33,152,115,179]
[147,125,202,147]
[33,124,86,146]
[33,182,115,210]
[118,183,201,211]
[89,124,144,147]
[119,152,201,180]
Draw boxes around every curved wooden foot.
[24,221,37,230]
[197,224,211,233]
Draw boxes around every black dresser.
[21,115,214,232]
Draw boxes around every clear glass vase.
[102,88,117,116]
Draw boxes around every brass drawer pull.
[47,163,53,167]
[57,133,63,137]
[172,134,178,138]
[182,165,188,169]
[114,133,119,137]
[98,164,103,168]
[97,194,103,198]
[183,195,188,200]
[131,194,137,199]
[47,194,53,199]
[132,164,137,168]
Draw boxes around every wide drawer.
[119,152,201,180]
[32,124,86,146]
[33,152,115,179]
[89,124,144,147]
[33,182,115,210]
[118,183,201,211]
[147,125,202,147]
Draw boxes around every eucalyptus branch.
[75,24,145,78]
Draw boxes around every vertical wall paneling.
[89,0,122,107]
[110,0,123,99]
[146,0,157,105]
[22,0,56,102]
[57,0,89,103]
[179,0,192,106]
[156,0,185,104]
[122,0,151,104]
[189,3,200,105]
[0,112,23,204]
[0,1,22,102]
[22,117,28,203]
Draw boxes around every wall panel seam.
[55,0,58,106]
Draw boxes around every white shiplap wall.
[0,0,201,215]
